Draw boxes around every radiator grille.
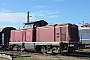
[60,27,66,41]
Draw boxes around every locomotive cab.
[23,20,48,28]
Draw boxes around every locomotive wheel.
[41,46,47,54]
[67,44,70,55]
[67,47,69,55]
[51,49,55,54]
[58,47,62,54]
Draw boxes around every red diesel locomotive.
[8,20,79,54]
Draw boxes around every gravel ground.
[0,57,9,60]
[0,49,90,60]
[27,53,88,60]
[13,51,89,60]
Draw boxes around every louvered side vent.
[60,27,66,41]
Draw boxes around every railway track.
[0,51,13,60]
[0,50,89,60]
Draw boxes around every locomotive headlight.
[70,44,74,47]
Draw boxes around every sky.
[0,0,90,29]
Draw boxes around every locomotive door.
[60,27,66,41]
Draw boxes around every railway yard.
[0,48,90,60]
[0,13,90,60]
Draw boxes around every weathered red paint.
[26,28,33,42]
[10,30,15,42]
[22,29,27,42]
[10,23,79,43]
[37,26,54,42]
[36,23,79,43]
[14,30,23,42]
[10,29,27,42]
[55,27,61,42]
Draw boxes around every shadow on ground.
[61,51,90,58]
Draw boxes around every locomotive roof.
[49,23,77,26]
[0,27,16,32]
[24,20,48,25]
